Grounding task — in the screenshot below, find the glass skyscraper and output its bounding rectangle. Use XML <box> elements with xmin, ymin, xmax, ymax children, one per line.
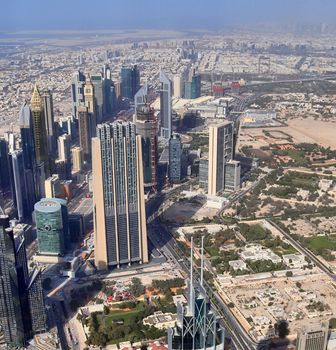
<box><xmin>34</xmin><ymin>198</ymin><xmax>69</xmax><ymax>256</ymax></box>
<box><xmin>169</xmin><ymin>134</ymin><xmax>182</xmax><ymax>183</ymax></box>
<box><xmin>159</xmin><ymin>70</ymin><xmax>172</xmax><ymax>139</ymax></box>
<box><xmin>92</xmin><ymin>121</ymin><xmax>148</xmax><ymax>270</ymax></box>
<box><xmin>120</xmin><ymin>65</ymin><xmax>140</xmax><ymax>99</ymax></box>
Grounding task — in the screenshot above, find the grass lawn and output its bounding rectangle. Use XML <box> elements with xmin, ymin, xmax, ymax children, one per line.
<box><xmin>103</xmin><ymin>302</ymin><xmax>146</xmax><ymax>328</ymax></box>
<box><xmin>308</xmin><ymin>235</ymin><xmax>336</xmax><ymax>252</ymax></box>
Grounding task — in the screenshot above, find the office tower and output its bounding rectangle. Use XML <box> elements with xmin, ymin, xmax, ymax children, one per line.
<box><xmin>58</xmin><ymin>115</ymin><xmax>75</xmax><ymax>139</ymax></box>
<box><xmin>173</xmin><ymin>74</ymin><xmax>182</xmax><ymax>98</ymax></box>
<box><xmin>103</xmin><ymin>66</ymin><xmax>116</xmax><ymax>116</ymax></box>
<box><xmin>296</xmin><ymin>322</ymin><xmax>329</xmax><ymax>350</ymax></box>
<box><xmin>27</xmin><ymin>269</ymin><xmax>47</xmax><ymax>334</ymax></box>
<box><xmin>31</xmin><ymin>84</ymin><xmax>49</xmax><ymax>177</ymax></box>
<box><xmin>92</xmin><ymin>121</ymin><xmax>148</xmax><ymax>270</ymax></box>
<box><xmin>34</xmin><ymin>198</ymin><xmax>69</xmax><ymax>256</ymax></box>
<box><xmin>0</xmin><ymin>138</ymin><xmax>11</xmax><ymax>193</ymax></box>
<box><xmin>120</xmin><ymin>65</ymin><xmax>140</xmax><ymax>99</ymax></box>
<box><xmin>168</xmin><ymin>239</ymin><xmax>225</xmax><ymax>350</ymax></box>
<box><xmin>134</xmin><ymin>83</ymin><xmax>148</xmax><ymax>112</ymax></box>
<box><xmin>135</xmin><ymin>105</ymin><xmax>157</xmax><ymax>190</ymax></box>
<box><xmin>159</xmin><ymin>70</ymin><xmax>172</xmax><ymax>139</ymax></box>
<box><xmin>41</xmin><ymin>89</ymin><xmax>56</xmax><ymax>157</ymax></box>
<box><xmin>91</xmin><ymin>74</ymin><xmax>104</xmax><ymax>123</ymax></box>
<box><xmin>4</xmin><ymin>131</ymin><xmax>16</xmax><ymax>153</ymax></box>
<box><xmin>199</xmin><ymin>158</ymin><xmax>208</xmax><ymax>190</ymax></box>
<box><xmin>71</xmin><ymin>70</ymin><xmax>86</xmax><ymax>117</ymax></box>
<box><xmin>190</xmin><ymin>73</ymin><xmax>201</xmax><ymax>99</ymax></box>
<box><xmin>184</xmin><ymin>81</ymin><xmax>192</xmax><ymax>99</ymax></box>
<box><xmin>224</xmin><ymin>160</ymin><xmax>241</xmax><ymax>192</ymax></box>
<box><xmin>10</xmin><ymin>150</ymin><xmax>32</xmax><ymax>221</ymax></box>
<box><xmin>45</xmin><ymin>174</ymin><xmax>61</xmax><ymax>198</ymax></box>
<box><xmin>169</xmin><ymin>134</ymin><xmax>182</xmax><ymax>183</ymax></box>
<box><xmin>84</xmin><ymin>76</ymin><xmax>97</xmax><ymax>136</ymax></box>
<box><xmin>114</xmin><ymin>81</ymin><xmax>122</xmax><ymax>100</ymax></box>
<box><xmin>35</xmin><ymin>162</ymin><xmax>46</xmax><ymax>199</ymax></box>
<box><xmin>54</xmin><ymin>159</ymin><xmax>71</xmax><ymax>180</ymax></box>
<box><xmin>68</xmin><ymin>213</ymin><xmax>84</xmax><ymax>243</ymax></box>
<box><xmin>72</xmin><ymin>147</ymin><xmax>83</xmax><ymax>172</ymax></box>
<box><xmin>78</xmin><ymin>106</ymin><xmax>92</xmax><ymax>160</ymax></box>
<box><xmin>0</xmin><ymin>215</ymin><xmax>25</xmax><ymax>346</ymax></box>
<box><xmin>208</xmin><ymin>121</ymin><xmax>234</xmax><ymax>196</ymax></box>
<box><xmin>57</xmin><ymin>134</ymin><xmax>71</xmax><ymax>162</ymax></box>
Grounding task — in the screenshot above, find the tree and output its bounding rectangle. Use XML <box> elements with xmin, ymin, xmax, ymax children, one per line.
<box><xmin>130</xmin><ymin>277</ymin><xmax>145</xmax><ymax>297</ymax></box>
<box><xmin>285</xmin><ymin>271</ymin><xmax>293</xmax><ymax>277</ymax></box>
<box><xmin>104</xmin><ymin>305</ymin><xmax>110</xmax><ymax>315</ymax></box>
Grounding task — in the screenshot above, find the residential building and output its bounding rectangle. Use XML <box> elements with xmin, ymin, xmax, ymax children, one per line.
<box><xmin>208</xmin><ymin>121</ymin><xmax>234</xmax><ymax>195</ymax></box>
<box><xmin>71</xmin><ymin>70</ymin><xmax>86</xmax><ymax>117</ymax></box>
<box><xmin>44</xmin><ymin>174</ymin><xmax>61</xmax><ymax>198</ymax></box>
<box><xmin>91</xmin><ymin>74</ymin><xmax>104</xmax><ymax>123</ymax></box>
<box><xmin>159</xmin><ymin>71</ymin><xmax>172</xmax><ymax>139</ymax></box>
<box><xmin>78</xmin><ymin>106</ymin><xmax>92</xmax><ymax>160</ymax></box>
<box><xmin>173</xmin><ymin>75</ymin><xmax>183</xmax><ymax>98</ymax></box>
<box><xmin>57</xmin><ymin>134</ymin><xmax>71</xmax><ymax>162</ymax></box>
<box><xmin>92</xmin><ymin>121</ymin><xmax>148</xmax><ymax>270</ymax></box>
<box><xmin>72</xmin><ymin>147</ymin><xmax>84</xmax><ymax>172</ymax></box>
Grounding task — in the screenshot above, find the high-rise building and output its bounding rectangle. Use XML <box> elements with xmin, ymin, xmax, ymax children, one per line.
<box><xmin>34</xmin><ymin>198</ymin><xmax>69</xmax><ymax>256</ymax></box>
<box><xmin>84</xmin><ymin>75</ymin><xmax>96</xmax><ymax>120</ymax></box>
<box><xmin>58</xmin><ymin>115</ymin><xmax>75</xmax><ymax>139</ymax></box>
<box><xmin>134</xmin><ymin>83</ymin><xmax>148</xmax><ymax>113</ymax></box>
<box><xmin>224</xmin><ymin>160</ymin><xmax>241</xmax><ymax>192</ymax></box>
<box><xmin>160</xmin><ymin>70</ymin><xmax>172</xmax><ymax>139</ymax></box>
<box><xmin>169</xmin><ymin>134</ymin><xmax>182</xmax><ymax>183</ymax></box>
<box><xmin>103</xmin><ymin>65</ymin><xmax>116</xmax><ymax>117</ymax></box>
<box><xmin>78</xmin><ymin>106</ymin><xmax>92</xmax><ymax>160</ymax></box>
<box><xmin>27</xmin><ymin>269</ymin><xmax>47</xmax><ymax>334</ymax></box>
<box><xmin>121</xmin><ymin>65</ymin><xmax>140</xmax><ymax>99</ymax></box>
<box><xmin>91</xmin><ymin>74</ymin><xmax>104</xmax><ymax>123</ymax></box>
<box><xmin>41</xmin><ymin>89</ymin><xmax>56</xmax><ymax>157</ymax></box>
<box><xmin>44</xmin><ymin>174</ymin><xmax>61</xmax><ymax>198</ymax></box>
<box><xmin>135</xmin><ymin>105</ymin><xmax>157</xmax><ymax>190</ymax></box>
<box><xmin>296</xmin><ymin>322</ymin><xmax>329</xmax><ymax>350</ymax></box>
<box><xmin>0</xmin><ymin>215</ymin><xmax>25</xmax><ymax>346</ymax></box>
<box><xmin>199</xmin><ymin>158</ymin><xmax>208</xmax><ymax>190</ymax></box>
<box><xmin>57</xmin><ymin>134</ymin><xmax>71</xmax><ymax>162</ymax></box>
<box><xmin>92</xmin><ymin>121</ymin><xmax>148</xmax><ymax>270</ymax></box>
<box><xmin>0</xmin><ymin>215</ymin><xmax>47</xmax><ymax>347</ymax></box>
<box><xmin>71</xmin><ymin>70</ymin><xmax>86</xmax><ymax>117</ymax></box>
<box><xmin>168</xmin><ymin>239</ymin><xmax>225</xmax><ymax>350</ymax></box>
<box><xmin>10</xmin><ymin>150</ymin><xmax>32</xmax><ymax>221</ymax></box>
<box><xmin>72</xmin><ymin>147</ymin><xmax>84</xmax><ymax>172</ymax></box>
<box><xmin>54</xmin><ymin>159</ymin><xmax>71</xmax><ymax>181</ymax></box>
<box><xmin>208</xmin><ymin>121</ymin><xmax>234</xmax><ymax>196</ymax></box>
<box><xmin>31</xmin><ymin>84</ymin><xmax>49</xmax><ymax>177</ymax></box>
<box><xmin>0</xmin><ymin>138</ymin><xmax>11</xmax><ymax>193</ymax></box>
<box><xmin>173</xmin><ymin>75</ymin><xmax>183</xmax><ymax>98</ymax></box>
<box><xmin>190</xmin><ymin>73</ymin><xmax>201</xmax><ymax>99</ymax></box>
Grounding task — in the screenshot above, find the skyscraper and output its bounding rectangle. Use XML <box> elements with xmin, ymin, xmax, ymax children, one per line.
<box><xmin>296</xmin><ymin>322</ymin><xmax>329</xmax><ymax>350</ymax></box>
<box><xmin>134</xmin><ymin>83</ymin><xmax>148</xmax><ymax>113</ymax></box>
<box><xmin>0</xmin><ymin>215</ymin><xmax>25</xmax><ymax>346</ymax></box>
<box><xmin>168</xmin><ymin>239</ymin><xmax>225</xmax><ymax>350</ymax></box>
<box><xmin>91</xmin><ymin>74</ymin><xmax>104</xmax><ymax>123</ymax></box>
<box><xmin>208</xmin><ymin>121</ymin><xmax>234</xmax><ymax>196</ymax></box>
<box><xmin>92</xmin><ymin>121</ymin><xmax>148</xmax><ymax>270</ymax></box>
<box><xmin>84</xmin><ymin>76</ymin><xmax>97</xmax><ymax>137</ymax></box>
<box><xmin>0</xmin><ymin>138</ymin><xmax>11</xmax><ymax>194</ymax></box>
<box><xmin>121</xmin><ymin>65</ymin><xmax>140</xmax><ymax>99</ymax></box>
<box><xmin>31</xmin><ymin>84</ymin><xmax>49</xmax><ymax>177</ymax></box>
<box><xmin>19</xmin><ymin>101</ymin><xmax>35</xmax><ymax>171</ymax></box>
<box><xmin>34</xmin><ymin>198</ymin><xmax>69</xmax><ymax>256</ymax></box>
<box><xmin>169</xmin><ymin>134</ymin><xmax>182</xmax><ymax>183</ymax></box>
<box><xmin>159</xmin><ymin>70</ymin><xmax>172</xmax><ymax>139</ymax></box>
<box><xmin>78</xmin><ymin>105</ymin><xmax>92</xmax><ymax>160</ymax></box>
<box><xmin>190</xmin><ymin>73</ymin><xmax>201</xmax><ymax>99</ymax></box>
<box><xmin>72</xmin><ymin>147</ymin><xmax>84</xmax><ymax>172</ymax></box>
<box><xmin>71</xmin><ymin>70</ymin><xmax>86</xmax><ymax>117</ymax></box>
<box><xmin>135</xmin><ymin>105</ymin><xmax>157</xmax><ymax>191</ymax></box>
<box><xmin>0</xmin><ymin>215</ymin><xmax>47</xmax><ymax>347</ymax></box>
<box><xmin>57</xmin><ymin>134</ymin><xmax>71</xmax><ymax>162</ymax></box>
<box><xmin>41</xmin><ymin>89</ymin><xmax>56</xmax><ymax>157</ymax></box>
<box><xmin>173</xmin><ymin>74</ymin><xmax>183</xmax><ymax>98</ymax></box>
<box><xmin>103</xmin><ymin>65</ymin><xmax>116</xmax><ymax>117</ymax></box>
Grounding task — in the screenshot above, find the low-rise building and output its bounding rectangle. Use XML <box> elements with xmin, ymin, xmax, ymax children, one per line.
<box><xmin>229</xmin><ymin>259</ymin><xmax>247</xmax><ymax>271</ymax></box>
<box><xmin>143</xmin><ymin>311</ymin><xmax>176</xmax><ymax>330</ymax></box>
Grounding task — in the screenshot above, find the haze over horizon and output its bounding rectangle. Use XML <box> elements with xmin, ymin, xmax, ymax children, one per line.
<box><xmin>1</xmin><ymin>0</ymin><xmax>336</xmax><ymax>32</ymax></box>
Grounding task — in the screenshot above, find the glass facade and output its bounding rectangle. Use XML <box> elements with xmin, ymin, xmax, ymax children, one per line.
<box><xmin>169</xmin><ymin>134</ymin><xmax>182</xmax><ymax>183</ymax></box>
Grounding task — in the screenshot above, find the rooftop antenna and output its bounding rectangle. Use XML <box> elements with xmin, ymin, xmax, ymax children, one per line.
<box><xmin>201</xmin><ymin>236</ymin><xmax>204</xmax><ymax>286</ymax></box>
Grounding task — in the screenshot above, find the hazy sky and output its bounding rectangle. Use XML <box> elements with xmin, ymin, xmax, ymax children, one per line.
<box><xmin>1</xmin><ymin>0</ymin><xmax>336</xmax><ymax>31</ymax></box>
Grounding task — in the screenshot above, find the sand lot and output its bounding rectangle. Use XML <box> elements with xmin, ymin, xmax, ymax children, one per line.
<box><xmin>240</xmin><ymin>118</ymin><xmax>336</xmax><ymax>149</ymax></box>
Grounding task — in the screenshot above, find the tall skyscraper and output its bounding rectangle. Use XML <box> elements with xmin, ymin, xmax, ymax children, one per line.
<box><xmin>135</xmin><ymin>105</ymin><xmax>157</xmax><ymax>190</ymax></box>
<box><xmin>103</xmin><ymin>65</ymin><xmax>116</xmax><ymax>117</ymax></box>
<box><xmin>121</xmin><ymin>65</ymin><xmax>140</xmax><ymax>99</ymax></box>
<box><xmin>31</xmin><ymin>84</ymin><xmax>49</xmax><ymax>177</ymax></box>
<box><xmin>208</xmin><ymin>121</ymin><xmax>234</xmax><ymax>196</ymax></box>
<box><xmin>134</xmin><ymin>83</ymin><xmax>148</xmax><ymax>113</ymax></box>
<box><xmin>168</xmin><ymin>239</ymin><xmax>225</xmax><ymax>350</ymax></box>
<box><xmin>0</xmin><ymin>215</ymin><xmax>47</xmax><ymax>347</ymax></box>
<box><xmin>71</xmin><ymin>70</ymin><xmax>86</xmax><ymax>117</ymax></box>
<box><xmin>0</xmin><ymin>215</ymin><xmax>25</xmax><ymax>346</ymax></box>
<box><xmin>19</xmin><ymin>101</ymin><xmax>35</xmax><ymax>171</ymax></box>
<box><xmin>41</xmin><ymin>89</ymin><xmax>56</xmax><ymax>157</ymax></box>
<box><xmin>92</xmin><ymin>121</ymin><xmax>148</xmax><ymax>270</ymax></box>
<box><xmin>44</xmin><ymin>174</ymin><xmax>61</xmax><ymax>198</ymax></box>
<box><xmin>34</xmin><ymin>198</ymin><xmax>69</xmax><ymax>256</ymax></box>
<box><xmin>296</xmin><ymin>322</ymin><xmax>329</xmax><ymax>350</ymax></box>
<box><xmin>159</xmin><ymin>70</ymin><xmax>172</xmax><ymax>139</ymax></box>
<box><xmin>78</xmin><ymin>105</ymin><xmax>92</xmax><ymax>160</ymax></box>
<box><xmin>84</xmin><ymin>76</ymin><xmax>97</xmax><ymax>137</ymax></box>
<box><xmin>169</xmin><ymin>134</ymin><xmax>182</xmax><ymax>184</ymax></box>
<box><xmin>0</xmin><ymin>138</ymin><xmax>11</xmax><ymax>194</ymax></box>
<box><xmin>173</xmin><ymin>74</ymin><xmax>183</xmax><ymax>98</ymax></box>
<box><xmin>91</xmin><ymin>74</ymin><xmax>104</xmax><ymax>123</ymax></box>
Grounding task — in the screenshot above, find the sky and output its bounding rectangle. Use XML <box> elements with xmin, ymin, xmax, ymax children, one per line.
<box><xmin>1</xmin><ymin>0</ymin><xmax>336</xmax><ymax>31</ymax></box>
